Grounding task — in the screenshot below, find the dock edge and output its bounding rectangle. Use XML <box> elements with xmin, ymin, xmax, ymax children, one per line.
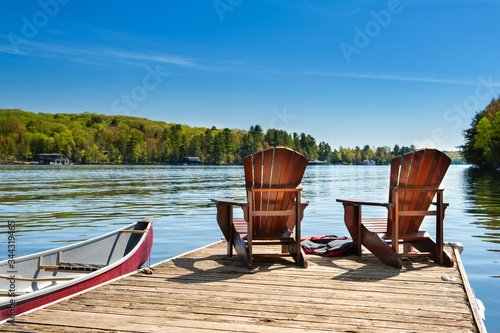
<box><xmin>450</xmin><ymin>242</ymin><xmax>488</xmax><ymax>333</ymax></box>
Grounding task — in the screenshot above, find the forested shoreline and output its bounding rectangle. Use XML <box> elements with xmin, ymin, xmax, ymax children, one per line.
<box><xmin>462</xmin><ymin>97</ymin><xmax>500</xmax><ymax>169</ymax></box>
<box><xmin>0</xmin><ymin>109</ymin><xmax>463</xmax><ymax>165</ymax></box>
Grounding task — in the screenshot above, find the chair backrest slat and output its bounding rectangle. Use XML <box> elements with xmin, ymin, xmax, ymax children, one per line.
<box><xmin>408</xmin><ymin>149</ymin><xmax>441</xmax><ymax>234</ymax></box>
<box><xmin>281</xmin><ymin>149</ymin><xmax>308</xmax><ymax>233</ymax></box>
<box><xmin>389</xmin><ymin>149</ymin><xmax>450</xmax><ymax>235</ymax></box>
<box><xmin>260</xmin><ymin>148</ymin><xmax>274</xmax><ymax>231</ymax></box>
<box><xmin>399</xmin><ymin>153</ymin><xmax>413</xmax><ymax>186</ymax></box>
<box><xmin>267</xmin><ymin>148</ymin><xmax>285</xmax><ymax>235</ymax></box>
<box><xmin>399</xmin><ymin>149</ymin><xmax>424</xmax><ymax>234</ymax></box>
<box><xmin>243</xmin><ymin>147</ymin><xmax>308</xmax><ymax>237</ymax></box>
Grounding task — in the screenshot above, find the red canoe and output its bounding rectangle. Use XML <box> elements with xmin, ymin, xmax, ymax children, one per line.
<box><xmin>0</xmin><ymin>217</ymin><xmax>153</xmax><ymax>323</ymax></box>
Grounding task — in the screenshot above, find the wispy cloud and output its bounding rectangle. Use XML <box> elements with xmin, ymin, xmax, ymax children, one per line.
<box><xmin>297</xmin><ymin>70</ymin><xmax>500</xmax><ymax>87</ymax></box>
<box><xmin>1</xmin><ymin>36</ymin><xmax>497</xmax><ymax>88</ymax></box>
<box><xmin>0</xmin><ymin>44</ymin><xmax>22</xmax><ymax>55</ymax></box>
<box><xmin>0</xmin><ymin>37</ymin><xmax>201</xmax><ymax>69</ymax></box>
<box><xmin>0</xmin><ymin>37</ymin><xmax>263</xmax><ymax>74</ymax></box>
<box><xmin>102</xmin><ymin>49</ymin><xmax>197</xmax><ymax>67</ymax></box>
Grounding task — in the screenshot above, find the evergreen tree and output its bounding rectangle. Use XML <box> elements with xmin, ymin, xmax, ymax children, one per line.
<box><xmin>239</xmin><ymin>133</ymin><xmax>255</xmax><ymax>160</ymax></box>
<box><xmin>318</xmin><ymin>142</ymin><xmax>332</xmax><ymax>161</ymax></box>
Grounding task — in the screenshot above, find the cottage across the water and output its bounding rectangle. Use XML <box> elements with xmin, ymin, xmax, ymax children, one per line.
<box><xmin>184</xmin><ymin>157</ymin><xmax>201</xmax><ymax>165</ymax></box>
<box><xmin>37</xmin><ymin>153</ymin><xmax>70</xmax><ymax>165</ymax></box>
<box><xmin>307</xmin><ymin>160</ymin><xmax>327</xmax><ymax>165</ymax></box>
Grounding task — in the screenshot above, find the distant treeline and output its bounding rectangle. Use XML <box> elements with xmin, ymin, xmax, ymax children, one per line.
<box><xmin>462</xmin><ymin>96</ymin><xmax>500</xmax><ymax>169</ymax></box>
<box><xmin>0</xmin><ymin>109</ymin><xmax>463</xmax><ymax>165</ymax></box>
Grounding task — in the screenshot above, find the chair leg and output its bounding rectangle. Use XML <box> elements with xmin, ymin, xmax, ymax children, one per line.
<box><xmin>232</xmin><ymin>233</ymin><xmax>252</xmax><ymax>269</ymax></box>
<box><xmin>412</xmin><ymin>238</ymin><xmax>454</xmax><ymax>267</ymax></box>
<box><xmin>342</xmin><ymin>204</ymin><xmax>362</xmax><ymax>256</ymax></box>
<box><xmin>436</xmin><ymin>191</ymin><xmax>445</xmax><ymax>265</ymax></box>
<box><xmin>361</xmin><ymin>225</ymin><xmax>402</xmax><ymax>269</ymax></box>
<box><xmin>215</xmin><ymin>203</ymin><xmax>252</xmax><ymax>269</ymax></box>
<box><xmin>227</xmin><ymin>241</ymin><xmax>233</xmax><ymax>257</ymax></box>
<box><xmin>342</xmin><ymin>204</ymin><xmax>402</xmax><ymax>268</ymax></box>
<box><xmin>282</xmin><ymin>237</ymin><xmax>308</xmax><ymax>268</ymax></box>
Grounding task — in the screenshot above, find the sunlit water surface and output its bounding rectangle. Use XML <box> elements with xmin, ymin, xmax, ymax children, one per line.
<box><xmin>0</xmin><ymin>165</ymin><xmax>498</xmax><ymax>331</ymax></box>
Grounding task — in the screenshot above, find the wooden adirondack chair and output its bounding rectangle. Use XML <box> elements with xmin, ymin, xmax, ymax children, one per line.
<box><xmin>211</xmin><ymin>147</ymin><xmax>309</xmax><ymax>269</ymax></box>
<box><xmin>337</xmin><ymin>148</ymin><xmax>453</xmax><ymax>269</ymax></box>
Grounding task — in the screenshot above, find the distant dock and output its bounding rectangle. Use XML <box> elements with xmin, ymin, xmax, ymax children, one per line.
<box><xmin>3</xmin><ymin>242</ymin><xmax>485</xmax><ymax>332</ymax></box>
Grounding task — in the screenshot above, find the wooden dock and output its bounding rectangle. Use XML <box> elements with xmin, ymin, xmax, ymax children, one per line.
<box><xmin>1</xmin><ymin>242</ymin><xmax>483</xmax><ymax>332</ymax></box>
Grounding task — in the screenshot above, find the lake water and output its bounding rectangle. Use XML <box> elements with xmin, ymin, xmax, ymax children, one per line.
<box><xmin>0</xmin><ymin>164</ymin><xmax>499</xmax><ymax>331</ymax></box>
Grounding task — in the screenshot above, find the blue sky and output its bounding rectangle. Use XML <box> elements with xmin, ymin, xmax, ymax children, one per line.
<box><xmin>1</xmin><ymin>0</ymin><xmax>499</xmax><ymax>151</ymax></box>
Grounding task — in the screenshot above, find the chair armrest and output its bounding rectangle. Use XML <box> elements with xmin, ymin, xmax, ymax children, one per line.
<box><xmin>211</xmin><ymin>198</ymin><xmax>246</xmax><ymax>206</ymax></box>
<box><xmin>336</xmin><ymin>198</ymin><xmax>394</xmax><ymax>208</ymax></box>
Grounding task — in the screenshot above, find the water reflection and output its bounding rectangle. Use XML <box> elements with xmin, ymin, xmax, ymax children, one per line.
<box><xmin>464</xmin><ymin>168</ymin><xmax>500</xmax><ymax>250</ymax></box>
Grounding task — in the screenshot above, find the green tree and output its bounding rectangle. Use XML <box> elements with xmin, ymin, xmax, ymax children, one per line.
<box><xmin>239</xmin><ymin>132</ymin><xmax>255</xmax><ymax>160</ymax></box>
<box><xmin>188</xmin><ymin>134</ymin><xmax>204</xmax><ymax>162</ymax></box>
<box><xmin>341</xmin><ymin>148</ymin><xmax>355</xmax><ymax>165</ymax></box>
<box><xmin>108</xmin><ymin>144</ymin><xmax>122</xmax><ymax>164</ymax></box>
<box><xmin>318</xmin><ymin>142</ymin><xmax>332</xmax><ymax>161</ymax></box>
<box><xmin>124</xmin><ymin>130</ymin><xmax>143</xmax><ymax>163</ymax></box>
<box><xmin>462</xmin><ymin>97</ymin><xmax>500</xmax><ymax>168</ymax></box>
<box><xmin>212</xmin><ymin>131</ymin><xmax>226</xmax><ymax>164</ymax></box>
<box><xmin>202</xmin><ymin>128</ymin><xmax>215</xmax><ymax>163</ymax></box>
<box><xmin>330</xmin><ymin>149</ymin><xmax>342</xmax><ymax>164</ymax></box>
<box><xmin>249</xmin><ymin>125</ymin><xmax>264</xmax><ymax>151</ymax></box>
<box><xmin>393</xmin><ymin>144</ymin><xmax>400</xmax><ymax>156</ymax></box>
<box><xmin>223</xmin><ymin>128</ymin><xmax>236</xmax><ymax>163</ymax></box>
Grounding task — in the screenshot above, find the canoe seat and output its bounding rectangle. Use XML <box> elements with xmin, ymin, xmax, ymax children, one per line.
<box><xmin>40</xmin><ymin>262</ymin><xmax>106</xmax><ymax>272</ymax></box>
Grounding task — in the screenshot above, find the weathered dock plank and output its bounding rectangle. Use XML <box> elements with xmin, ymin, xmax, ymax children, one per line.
<box><xmin>0</xmin><ymin>242</ymin><xmax>479</xmax><ymax>332</ymax></box>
